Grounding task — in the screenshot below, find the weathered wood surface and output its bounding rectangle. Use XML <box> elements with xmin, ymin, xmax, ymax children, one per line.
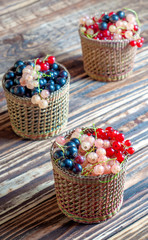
<box><xmin>0</xmin><ymin>0</ymin><xmax>148</xmax><ymax>239</ymax></box>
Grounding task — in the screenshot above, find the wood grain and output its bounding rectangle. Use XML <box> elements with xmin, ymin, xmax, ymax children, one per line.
<box><xmin>0</xmin><ymin>0</ymin><xmax>148</xmax><ymax>239</ymax></box>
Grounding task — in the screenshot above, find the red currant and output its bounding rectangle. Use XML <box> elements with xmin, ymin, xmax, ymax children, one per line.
<box><xmin>40</xmin><ymin>62</ymin><xmax>49</xmax><ymax>71</ymax></box>
<box><xmin>98</xmin><ymin>19</ymin><xmax>102</xmax><ymax>23</ymax></box>
<box><xmin>116</xmin><ymin>133</ymin><xmax>125</xmax><ymax>142</ymax></box>
<box><xmin>141</xmin><ymin>37</ymin><xmax>144</xmax><ymax>43</ymax></box>
<box><xmin>96</xmin><ymin>128</ymin><xmax>104</xmax><ymax>134</ymax></box>
<box><xmin>112</xmin><ymin>130</ymin><xmax>119</xmax><ymax>139</ymax></box>
<box><xmin>127</xmin><ymin>147</ymin><xmax>135</xmax><ymax>154</ymax></box>
<box><xmin>48</xmin><ymin>56</ymin><xmax>55</xmax><ymax>64</ymax></box>
<box><xmin>36</xmin><ymin>58</ymin><xmax>42</xmax><ymax>65</ymax></box>
<box><xmin>134</xmin><ymin>25</ymin><xmax>139</xmax><ymax>31</ymax></box>
<box><xmin>106</xmin><ymin>127</ymin><xmax>113</xmax><ymax>132</ymax></box>
<box><xmin>87</xmin><ymin>132</ymin><xmax>92</xmax><ymax>136</ymax></box>
<box><xmin>137</xmin><ymin>42</ymin><xmax>143</xmax><ymax>48</ymax></box>
<box><xmin>103</xmin><ymin>30</ymin><xmax>110</xmax><ymax>37</ymax></box>
<box><xmin>130</xmin><ymin>40</ymin><xmax>137</xmax><ymax>47</ymax></box>
<box><xmin>113</xmin><ymin>141</ymin><xmax>121</xmax><ymax>150</ymax></box>
<box><xmin>93</xmin><ymin>23</ymin><xmax>99</xmax><ymax>32</ymax></box>
<box><xmin>101</xmin><ymin>132</ymin><xmax>108</xmax><ymax>140</ymax></box>
<box><xmin>108</xmin><ymin>12</ymin><xmax>115</xmax><ymax>16</ymax></box>
<box><xmin>120</xmin><ymin>145</ymin><xmax>125</xmax><ymax>152</ymax></box>
<box><xmin>88</xmin><ymin>25</ymin><xmax>94</xmax><ymax>29</ymax></box>
<box><xmin>106</xmin><ymin>147</ymin><xmax>115</xmax><ymax>157</ymax></box>
<box><xmin>93</xmin><ymin>36</ymin><xmax>99</xmax><ymax>40</ymax></box>
<box><xmin>101</xmin><ymin>13</ymin><xmax>105</xmax><ymax>18</ymax></box>
<box><xmin>124</xmin><ymin>140</ymin><xmax>131</xmax><ymax>147</ymax></box>
<box><xmin>116</xmin><ymin>152</ymin><xmax>125</xmax><ymax>163</ymax></box>
<box><xmin>97</xmin><ymin>32</ymin><xmax>103</xmax><ymax>38</ymax></box>
<box><xmin>45</xmin><ymin>61</ymin><xmax>50</xmax><ymax>66</ymax></box>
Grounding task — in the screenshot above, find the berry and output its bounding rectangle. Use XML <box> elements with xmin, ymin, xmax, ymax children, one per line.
<box><xmin>112</xmin><ymin>141</ymin><xmax>121</xmax><ymax>150</ymax></box>
<box><xmin>16</xmin><ymin>65</ymin><xmax>26</xmax><ymax>75</ymax></box>
<box><xmin>127</xmin><ymin>147</ymin><xmax>135</xmax><ymax>154</ymax></box>
<box><xmin>116</xmin><ymin>133</ymin><xmax>125</xmax><ymax>142</ymax></box>
<box><xmin>14</xmin><ymin>60</ymin><xmax>24</xmax><ymax>69</ymax></box>
<box><xmin>124</xmin><ymin>140</ymin><xmax>131</xmax><ymax>147</ymax></box>
<box><xmin>10</xmin><ymin>86</ymin><xmax>15</xmax><ymax>94</ymax></box>
<box><xmin>73</xmin><ymin>163</ymin><xmax>82</xmax><ymax>173</ymax></box>
<box><xmin>51</xmin><ymin>63</ymin><xmax>59</xmax><ymax>70</ymax></box>
<box><xmin>93</xmin><ymin>23</ymin><xmax>99</xmax><ymax>31</ymax></box>
<box><xmin>106</xmin><ymin>147</ymin><xmax>115</xmax><ymax>157</ymax></box>
<box><xmin>5</xmin><ymin>80</ymin><xmax>13</xmax><ymax>89</ymax></box>
<box><xmin>116</xmin><ymin>11</ymin><xmax>125</xmax><ymax>19</ymax></box>
<box><xmin>137</xmin><ymin>41</ymin><xmax>143</xmax><ymax>48</ymax></box>
<box><xmin>65</xmin><ymin>141</ymin><xmax>76</xmax><ymax>148</ymax></box>
<box><xmin>141</xmin><ymin>37</ymin><xmax>144</xmax><ymax>43</ymax></box>
<box><xmin>59</xmin><ymin>70</ymin><xmax>68</xmax><ymax>79</ymax></box>
<box><xmin>25</xmin><ymin>61</ymin><xmax>35</xmax><ymax>68</ymax></box>
<box><xmin>99</xmin><ymin>22</ymin><xmax>108</xmax><ymax>30</ymax></box>
<box><xmin>106</xmin><ymin>127</ymin><xmax>113</xmax><ymax>132</ymax></box>
<box><xmin>56</xmin><ymin>77</ymin><xmax>66</xmax><ymax>87</ymax></box>
<box><xmin>40</xmin><ymin>62</ymin><xmax>49</xmax><ymax>71</ymax></box>
<box><xmin>130</xmin><ymin>40</ymin><xmax>137</xmax><ymax>47</ymax></box>
<box><xmin>39</xmin><ymin>78</ymin><xmax>47</xmax><ymax>87</ymax></box>
<box><xmin>75</xmin><ymin>155</ymin><xmax>85</xmax><ymax>164</ymax></box>
<box><xmin>55</xmin><ymin>84</ymin><xmax>61</xmax><ymax>91</ymax></box>
<box><xmin>14</xmin><ymin>77</ymin><xmax>21</xmax><ymax>85</ymax></box>
<box><xmin>47</xmin><ymin>80</ymin><xmax>55</xmax><ymax>85</ymax></box>
<box><xmin>110</xmin><ymin>14</ymin><xmax>119</xmax><ymax>22</ymax></box>
<box><xmin>71</xmin><ymin>138</ymin><xmax>80</xmax><ymax>148</ymax></box>
<box><xmin>47</xmin><ymin>56</ymin><xmax>55</xmax><ymax>64</ymax></box>
<box><xmin>36</xmin><ymin>59</ymin><xmax>42</xmax><ymax>65</ymax></box>
<box><xmin>108</xmin><ymin>12</ymin><xmax>115</xmax><ymax>16</ymax></box>
<box><xmin>31</xmin><ymin>88</ymin><xmax>40</xmax><ymax>96</ymax></box>
<box><xmin>53</xmin><ymin>150</ymin><xmax>64</xmax><ymax>160</ymax></box>
<box><xmin>134</xmin><ymin>25</ymin><xmax>139</xmax><ymax>31</ymax></box>
<box><xmin>65</xmin><ymin>146</ymin><xmax>78</xmax><ymax>158</ymax></box>
<box><xmin>103</xmin><ymin>30</ymin><xmax>110</xmax><ymax>37</ymax></box>
<box><xmin>51</xmin><ymin>70</ymin><xmax>59</xmax><ymax>79</ymax></box>
<box><xmin>14</xmin><ymin>85</ymin><xmax>25</xmax><ymax>96</ymax></box>
<box><xmin>47</xmin><ymin>84</ymin><xmax>55</xmax><ymax>92</ymax></box>
<box><xmin>5</xmin><ymin>71</ymin><xmax>15</xmax><ymax>80</ymax></box>
<box><xmin>102</xmin><ymin>14</ymin><xmax>109</xmax><ymax>23</ymax></box>
<box><xmin>46</xmin><ymin>71</ymin><xmax>55</xmax><ymax>80</ymax></box>
<box><xmin>63</xmin><ymin>159</ymin><xmax>73</xmax><ymax>169</ymax></box>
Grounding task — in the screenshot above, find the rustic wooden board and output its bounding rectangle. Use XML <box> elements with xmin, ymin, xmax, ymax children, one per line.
<box><xmin>0</xmin><ymin>0</ymin><xmax>148</xmax><ymax>239</ymax></box>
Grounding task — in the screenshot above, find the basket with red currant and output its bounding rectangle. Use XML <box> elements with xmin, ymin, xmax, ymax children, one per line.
<box><xmin>79</xmin><ymin>8</ymin><xmax>144</xmax><ymax>82</ymax></box>
<box><xmin>2</xmin><ymin>55</ymin><xmax>70</xmax><ymax>139</ymax></box>
<box><xmin>51</xmin><ymin>126</ymin><xmax>135</xmax><ymax>223</ymax></box>
<box><xmin>52</xmin><ymin>126</ymin><xmax>135</xmax><ymax>177</ymax></box>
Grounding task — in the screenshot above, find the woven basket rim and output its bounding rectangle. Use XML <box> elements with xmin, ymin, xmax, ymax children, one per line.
<box><xmin>50</xmin><ymin>128</ymin><xmax>128</xmax><ymax>181</ymax></box>
<box><xmin>79</xmin><ymin>28</ymin><xmax>140</xmax><ymax>44</ymax></box>
<box><xmin>2</xmin><ymin>61</ymin><xmax>70</xmax><ymax>103</ymax></box>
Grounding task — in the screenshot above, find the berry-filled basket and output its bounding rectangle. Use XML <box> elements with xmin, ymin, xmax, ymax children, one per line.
<box><xmin>79</xmin><ymin>9</ymin><xmax>143</xmax><ymax>82</ymax></box>
<box><xmin>2</xmin><ymin>57</ymin><xmax>70</xmax><ymax>140</ymax></box>
<box><xmin>50</xmin><ymin>127</ymin><xmax>135</xmax><ymax>223</ymax></box>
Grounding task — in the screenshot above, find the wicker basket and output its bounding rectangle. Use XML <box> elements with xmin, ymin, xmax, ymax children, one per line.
<box><xmin>2</xmin><ymin>62</ymin><xmax>70</xmax><ymax>140</ymax></box>
<box><xmin>51</xmin><ymin>129</ymin><xmax>127</xmax><ymax>224</ymax></box>
<box><xmin>79</xmin><ymin>30</ymin><xmax>137</xmax><ymax>82</ymax></box>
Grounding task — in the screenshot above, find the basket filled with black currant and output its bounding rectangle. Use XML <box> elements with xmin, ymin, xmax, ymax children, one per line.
<box><xmin>50</xmin><ymin>126</ymin><xmax>135</xmax><ymax>223</ymax></box>
<box><xmin>2</xmin><ymin>55</ymin><xmax>70</xmax><ymax>140</ymax></box>
<box><xmin>79</xmin><ymin>8</ymin><xmax>144</xmax><ymax>82</ymax></box>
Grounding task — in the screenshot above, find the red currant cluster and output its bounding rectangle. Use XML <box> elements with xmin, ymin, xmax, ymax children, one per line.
<box><xmin>79</xmin><ymin>9</ymin><xmax>144</xmax><ymax>48</ymax></box>
<box><xmin>130</xmin><ymin>37</ymin><xmax>144</xmax><ymax>47</ymax></box>
<box><xmin>36</xmin><ymin>56</ymin><xmax>55</xmax><ymax>71</ymax></box>
<box><xmin>55</xmin><ymin>126</ymin><xmax>135</xmax><ymax>176</ymax></box>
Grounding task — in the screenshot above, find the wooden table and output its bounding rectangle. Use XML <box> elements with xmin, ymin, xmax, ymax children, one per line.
<box><xmin>0</xmin><ymin>0</ymin><xmax>148</xmax><ymax>239</ymax></box>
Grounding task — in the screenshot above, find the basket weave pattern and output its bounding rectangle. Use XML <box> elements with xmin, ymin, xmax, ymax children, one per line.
<box><xmin>79</xmin><ymin>31</ymin><xmax>137</xmax><ymax>82</ymax></box>
<box><xmin>51</xmin><ymin>130</ymin><xmax>127</xmax><ymax>223</ymax></box>
<box><xmin>3</xmin><ymin>63</ymin><xmax>70</xmax><ymax>140</ymax></box>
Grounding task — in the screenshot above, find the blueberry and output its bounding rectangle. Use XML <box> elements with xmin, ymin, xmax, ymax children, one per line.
<box><xmin>47</xmin><ymin>84</ymin><xmax>55</xmax><ymax>92</ymax></box>
<box><xmin>110</xmin><ymin>14</ymin><xmax>119</xmax><ymax>22</ymax></box>
<box><xmin>25</xmin><ymin>61</ymin><xmax>35</xmax><ymax>68</ymax></box>
<box><xmin>14</xmin><ymin>76</ymin><xmax>21</xmax><ymax>85</ymax></box>
<box><xmin>117</xmin><ymin>11</ymin><xmax>125</xmax><ymax>19</ymax></box>
<box><xmin>63</xmin><ymin>159</ymin><xmax>73</xmax><ymax>169</ymax></box>
<box><xmin>5</xmin><ymin>80</ymin><xmax>14</xmax><ymax>89</ymax></box>
<box><xmin>99</xmin><ymin>22</ymin><xmax>108</xmax><ymax>30</ymax></box>
<box><xmin>65</xmin><ymin>141</ymin><xmax>76</xmax><ymax>148</ymax></box>
<box><xmin>55</xmin><ymin>84</ymin><xmax>61</xmax><ymax>91</ymax></box>
<box><xmin>71</xmin><ymin>138</ymin><xmax>80</xmax><ymax>148</ymax></box>
<box><xmin>51</xmin><ymin>63</ymin><xmax>59</xmax><ymax>71</ymax></box>
<box><xmin>56</xmin><ymin>77</ymin><xmax>66</xmax><ymax>87</ymax></box>
<box><xmin>73</xmin><ymin>163</ymin><xmax>82</xmax><ymax>173</ymax></box>
<box><xmin>16</xmin><ymin>65</ymin><xmax>26</xmax><ymax>75</ymax></box>
<box><xmin>14</xmin><ymin>60</ymin><xmax>24</xmax><ymax>69</ymax></box>
<box><xmin>60</xmin><ymin>161</ymin><xmax>66</xmax><ymax>168</ymax></box>
<box><xmin>31</xmin><ymin>88</ymin><xmax>40</xmax><ymax>96</ymax></box>
<box><xmin>47</xmin><ymin>80</ymin><xmax>55</xmax><ymax>85</ymax></box>
<box><xmin>59</xmin><ymin>70</ymin><xmax>68</xmax><ymax>79</ymax></box>
<box><xmin>102</xmin><ymin>14</ymin><xmax>109</xmax><ymax>23</ymax></box>
<box><xmin>53</xmin><ymin>150</ymin><xmax>64</xmax><ymax>160</ymax></box>
<box><xmin>14</xmin><ymin>85</ymin><xmax>25</xmax><ymax>96</ymax></box>
<box><xmin>39</xmin><ymin>78</ymin><xmax>46</xmax><ymax>87</ymax></box>
<box><xmin>10</xmin><ymin>86</ymin><xmax>15</xmax><ymax>94</ymax></box>
<box><xmin>51</xmin><ymin>70</ymin><xmax>58</xmax><ymax>79</ymax></box>
<box><xmin>65</xmin><ymin>146</ymin><xmax>78</xmax><ymax>159</ymax></box>
<box><xmin>5</xmin><ymin>71</ymin><xmax>15</xmax><ymax>80</ymax></box>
